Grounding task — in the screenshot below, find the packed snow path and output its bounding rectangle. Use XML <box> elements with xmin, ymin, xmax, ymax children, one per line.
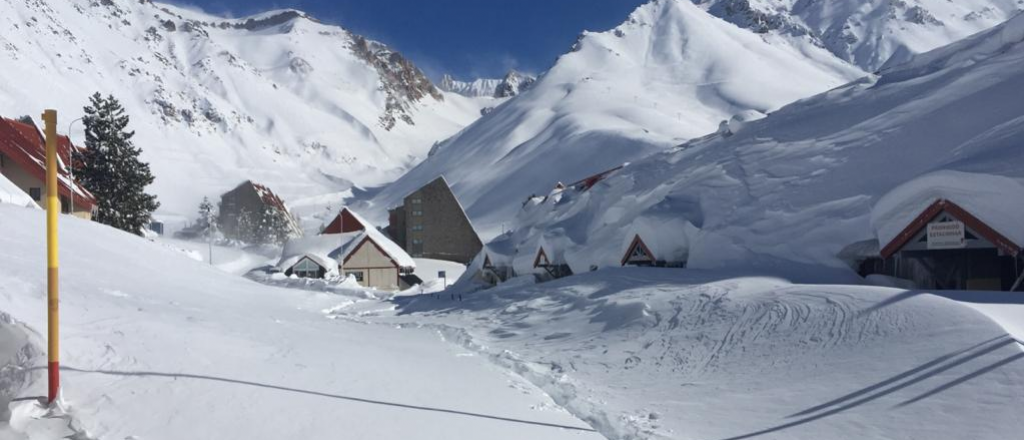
<box><xmin>339</xmin><ymin>270</ymin><xmax>1024</xmax><ymax>440</ymax></box>
<box><xmin>0</xmin><ymin>205</ymin><xmax>601</xmax><ymax>440</ymax></box>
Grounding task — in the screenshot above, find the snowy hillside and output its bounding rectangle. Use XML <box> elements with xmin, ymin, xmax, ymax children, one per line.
<box><xmin>691</xmin><ymin>0</ymin><xmax>1024</xmax><ymax>71</ymax></box>
<box><xmin>481</xmin><ymin>10</ymin><xmax>1024</xmax><ymax>274</ymax></box>
<box><xmin>0</xmin><ymin>0</ymin><xmax>489</xmax><ymax>225</ymax></box>
<box><xmin>439</xmin><ymin>70</ymin><xmax>536</xmax><ymax>99</ymax></box>
<box><xmin>365</xmin><ymin>0</ymin><xmax>864</xmax><ymax>235</ymax></box>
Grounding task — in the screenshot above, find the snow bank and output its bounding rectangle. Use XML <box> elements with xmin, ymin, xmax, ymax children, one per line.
<box><xmin>0</xmin><ymin>174</ymin><xmax>35</xmax><ymax>208</ymax></box>
<box><xmin>471</xmin><ymin>11</ymin><xmax>1024</xmax><ymax>278</ymax></box>
<box><xmin>871</xmin><ymin>171</ymin><xmax>1024</xmax><ymax>248</ymax></box>
<box><xmin>348</xmin><ymin>268</ymin><xmax>1024</xmax><ymax>440</ymax></box>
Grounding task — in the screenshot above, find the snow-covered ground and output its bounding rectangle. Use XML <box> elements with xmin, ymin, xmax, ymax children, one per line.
<box><xmin>339</xmin><ymin>268</ymin><xmax>1024</xmax><ymax>440</ymax></box>
<box><xmin>155</xmin><ymin>237</ymin><xmax>278</xmax><ymax>275</ymax></box>
<box><xmin>0</xmin><ymin>205</ymin><xmax>600</xmax><ymax>440</ymax></box>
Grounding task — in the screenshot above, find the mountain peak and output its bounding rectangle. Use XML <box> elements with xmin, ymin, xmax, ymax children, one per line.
<box><xmin>438</xmin><ymin>70</ymin><xmax>537</xmax><ymax>98</ymax></box>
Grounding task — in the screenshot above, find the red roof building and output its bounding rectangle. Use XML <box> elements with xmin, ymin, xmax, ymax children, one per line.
<box><xmin>876</xmin><ymin>198</ymin><xmax>1022</xmax><ymax>291</ymax></box>
<box><xmin>0</xmin><ymin>116</ymin><xmax>96</xmax><ymax>218</ymax></box>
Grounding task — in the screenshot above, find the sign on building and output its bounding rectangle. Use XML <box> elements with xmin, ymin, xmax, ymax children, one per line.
<box><xmin>927</xmin><ymin>221</ymin><xmax>966</xmax><ymax>250</ymax></box>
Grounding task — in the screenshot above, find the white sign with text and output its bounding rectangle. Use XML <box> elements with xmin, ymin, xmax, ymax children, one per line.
<box><xmin>927</xmin><ymin>221</ymin><xmax>966</xmax><ymax>249</ymax></box>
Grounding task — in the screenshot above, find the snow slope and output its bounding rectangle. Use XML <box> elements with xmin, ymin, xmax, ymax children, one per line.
<box><xmin>0</xmin><ymin>204</ymin><xmax>600</xmax><ymax>440</ymax></box>
<box><xmin>0</xmin><ymin>0</ymin><xmax>488</xmax><ymax>224</ymax></box>
<box><xmin>478</xmin><ymin>10</ymin><xmax>1024</xmax><ymax>273</ymax></box>
<box><xmin>339</xmin><ymin>268</ymin><xmax>1024</xmax><ymax>440</ymax></box>
<box><xmin>365</xmin><ymin>0</ymin><xmax>864</xmax><ymax>235</ymax></box>
<box><xmin>691</xmin><ymin>0</ymin><xmax>1024</xmax><ymax>71</ymax></box>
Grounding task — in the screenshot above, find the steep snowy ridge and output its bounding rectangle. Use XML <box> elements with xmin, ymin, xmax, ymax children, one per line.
<box><xmin>690</xmin><ymin>0</ymin><xmax>1024</xmax><ymax>70</ymax></box>
<box><xmin>483</xmin><ymin>11</ymin><xmax>1024</xmax><ymax>274</ymax></box>
<box><xmin>0</xmin><ymin>0</ymin><xmax>489</xmax><ymax>225</ymax></box>
<box><xmin>365</xmin><ymin>0</ymin><xmax>864</xmax><ymax>235</ymax></box>
<box><xmin>439</xmin><ymin>71</ymin><xmax>536</xmax><ymax>99</ymax></box>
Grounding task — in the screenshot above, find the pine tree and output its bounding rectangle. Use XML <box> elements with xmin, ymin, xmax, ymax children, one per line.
<box><xmin>75</xmin><ymin>93</ymin><xmax>160</xmax><ymax>235</ymax></box>
<box><xmin>197</xmin><ymin>197</ymin><xmax>218</xmax><ymax>238</ymax></box>
<box><xmin>254</xmin><ymin>206</ymin><xmax>290</xmax><ymax>245</ymax></box>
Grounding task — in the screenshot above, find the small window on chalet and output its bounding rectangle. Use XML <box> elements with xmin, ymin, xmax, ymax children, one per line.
<box><xmin>412</xmin><ymin>238</ymin><xmax>424</xmax><ymax>245</ymax></box>
<box><xmin>345</xmin><ymin>271</ymin><xmax>364</xmax><ymax>282</ymax></box>
<box><xmin>60</xmin><ymin>196</ymin><xmax>70</xmax><ymax>214</ymax></box>
<box><xmin>412</xmin><ymin>210</ymin><xmax>424</xmax><ymax>217</ymax></box>
<box><xmin>293</xmin><ymin>259</ymin><xmax>321</xmax><ymax>279</ymax></box>
<box><xmin>29</xmin><ymin>188</ymin><xmax>42</xmax><ymax>201</ymax></box>
<box><xmin>0</xmin><ymin>153</ymin><xmax>5</xmax><ymax>167</ymax></box>
<box><xmin>411</xmin><ymin>198</ymin><xmax>422</xmax><ymax>204</ymax></box>
<box><xmin>630</xmin><ymin>245</ymin><xmax>649</xmax><ymax>259</ymax></box>
<box><xmin>412</xmin><ymin>224</ymin><xmax>424</xmax><ymax>231</ymax></box>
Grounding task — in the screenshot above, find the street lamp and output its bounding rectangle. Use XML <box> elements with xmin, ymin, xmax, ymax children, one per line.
<box><xmin>65</xmin><ymin>117</ymin><xmax>84</xmax><ymax>215</ymax></box>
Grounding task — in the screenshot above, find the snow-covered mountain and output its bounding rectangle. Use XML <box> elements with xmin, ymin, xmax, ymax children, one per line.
<box><xmin>438</xmin><ymin>70</ymin><xmax>537</xmax><ymax>98</ymax></box>
<box><xmin>690</xmin><ymin>0</ymin><xmax>1024</xmax><ymax>71</ymax></box>
<box><xmin>482</xmin><ymin>9</ymin><xmax>1024</xmax><ymax>274</ymax></box>
<box><xmin>0</xmin><ymin>0</ymin><xmax>490</xmax><ymax>224</ymax></box>
<box><xmin>365</xmin><ymin>0</ymin><xmax>865</xmax><ymax>235</ymax></box>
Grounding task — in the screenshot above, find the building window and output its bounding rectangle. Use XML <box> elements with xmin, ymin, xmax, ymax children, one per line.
<box><xmin>29</xmin><ymin>188</ymin><xmax>42</xmax><ymax>201</ymax></box>
<box><xmin>411</xmin><ymin>198</ymin><xmax>422</xmax><ymax>204</ymax></box>
<box><xmin>345</xmin><ymin>271</ymin><xmax>364</xmax><ymax>282</ymax></box>
<box><xmin>292</xmin><ymin>259</ymin><xmax>322</xmax><ymax>279</ymax></box>
<box><xmin>412</xmin><ymin>238</ymin><xmax>424</xmax><ymax>245</ymax></box>
<box><xmin>0</xmin><ymin>153</ymin><xmax>5</xmax><ymax>167</ymax></box>
<box><xmin>60</xmin><ymin>196</ymin><xmax>70</xmax><ymax>214</ymax></box>
<box><xmin>412</xmin><ymin>210</ymin><xmax>424</xmax><ymax>216</ymax></box>
<box><xmin>412</xmin><ymin>224</ymin><xmax>424</xmax><ymax>231</ymax></box>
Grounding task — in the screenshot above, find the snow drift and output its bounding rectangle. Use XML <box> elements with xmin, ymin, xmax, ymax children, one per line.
<box><xmin>472</xmin><ymin>10</ymin><xmax>1024</xmax><ymax>276</ymax></box>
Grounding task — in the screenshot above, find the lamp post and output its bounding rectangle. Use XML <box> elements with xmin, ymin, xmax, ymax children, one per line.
<box><xmin>65</xmin><ymin>117</ymin><xmax>84</xmax><ymax>215</ymax></box>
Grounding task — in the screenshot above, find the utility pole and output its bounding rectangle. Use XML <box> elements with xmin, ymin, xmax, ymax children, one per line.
<box><xmin>43</xmin><ymin>109</ymin><xmax>61</xmax><ymax>405</ymax></box>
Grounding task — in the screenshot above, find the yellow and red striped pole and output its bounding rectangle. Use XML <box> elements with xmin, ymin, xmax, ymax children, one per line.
<box><xmin>42</xmin><ymin>109</ymin><xmax>60</xmax><ymax>404</ymax></box>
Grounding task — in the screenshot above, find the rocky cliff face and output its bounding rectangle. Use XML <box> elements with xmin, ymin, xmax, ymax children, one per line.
<box><xmin>350</xmin><ymin>35</ymin><xmax>444</xmax><ymax>130</ymax></box>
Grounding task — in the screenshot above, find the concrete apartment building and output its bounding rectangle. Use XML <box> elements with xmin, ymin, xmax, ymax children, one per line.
<box><xmin>387</xmin><ymin>176</ymin><xmax>483</xmax><ymax>264</ymax></box>
<box><xmin>219</xmin><ymin>180</ymin><xmax>302</xmax><ymax>240</ymax></box>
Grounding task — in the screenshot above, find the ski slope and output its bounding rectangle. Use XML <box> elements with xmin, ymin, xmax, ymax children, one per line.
<box><xmin>364</xmin><ymin>0</ymin><xmax>865</xmax><ymax>235</ymax></box>
<box><xmin>340</xmin><ymin>268</ymin><xmax>1024</xmax><ymax>440</ymax></box>
<box><xmin>0</xmin><ymin>204</ymin><xmax>599</xmax><ymax>440</ymax></box>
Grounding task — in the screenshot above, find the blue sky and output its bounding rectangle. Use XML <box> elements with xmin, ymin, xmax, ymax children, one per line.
<box><xmin>173</xmin><ymin>0</ymin><xmax>646</xmax><ymax>80</ymax></box>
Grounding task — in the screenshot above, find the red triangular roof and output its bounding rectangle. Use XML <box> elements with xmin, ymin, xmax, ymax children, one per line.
<box><xmin>621</xmin><ymin>234</ymin><xmax>656</xmax><ymax>266</ymax></box>
<box><xmin>533</xmin><ymin>247</ymin><xmax>550</xmax><ymax>268</ymax></box>
<box><xmin>321</xmin><ymin>207</ymin><xmax>368</xmax><ymax>234</ymax></box>
<box><xmin>880</xmin><ymin>199</ymin><xmax>1021</xmax><ymax>258</ymax></box>
<box><xmin>0</xmin><ymin>117</ymin><xmax>95</xmax><ymax>209</ymax></box>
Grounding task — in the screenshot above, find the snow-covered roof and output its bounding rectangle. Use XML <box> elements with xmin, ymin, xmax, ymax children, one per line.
<box><xmin>277</xmin><ymin>234</ymin><xmax>356</xmax><ymax>273</ymax></box>
<box><xmin>361</xmin><ymin>226</ymin><xmax>416</xmax><ymax>270</ymax></box>
<box><xmin>872</xmin><ymin>171</ymin><xmax>1024</xmax><ymax>254</ymax></box>
<box><xmin>0</xmin><ymin>117</ymin><xmax>96</xmax><ymax>209</ymax></box>
<box><xmin>321</xmin><ymin>207</ymin><xmax>415</xmax><ymax>270</ymax></box>
<box><xmin>620</xmin><ymin>216</ymin><xmax>691</xmax><ymax>265</ymax></box>
<box><xmin>278</xmin><ymin>228</ymin><xmax>416</xmax><ymax>273</ymax></box>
